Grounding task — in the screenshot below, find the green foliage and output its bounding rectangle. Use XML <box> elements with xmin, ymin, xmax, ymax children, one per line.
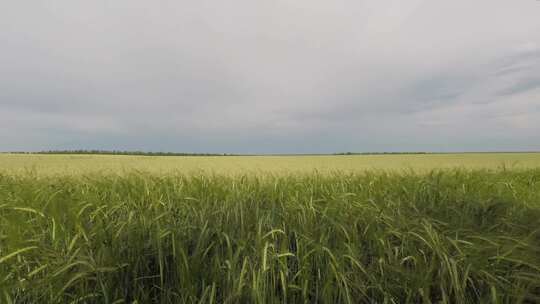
<box><xmin>7</xmin><ymin>150</ymin><xmax>233</xmax><ymax>156</ymax></box>
<box><xmin>1</xmin><ymin>170</ymin><xmax>539</xmax><ymax>303</ymax></box>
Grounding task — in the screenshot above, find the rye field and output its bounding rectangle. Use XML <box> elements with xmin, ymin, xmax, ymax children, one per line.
<box><xmin>1</xmin><ymin>152</ymin><xmax>540</xmax><ymax>175</ymax></box>
<box><xmin>1</xmin><ymin>153</ymin><xmax>540</xmax><ymax>303</ymax></box>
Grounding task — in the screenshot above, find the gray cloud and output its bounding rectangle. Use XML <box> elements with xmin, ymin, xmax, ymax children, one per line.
<box><xmin>498</xmin><ymin>77</ymin><xmax>540</xmax><ymax>97</ymax></box>
<box><xmin>1</xmin><ymin>0</ymin><xmax>540</xmax><ymax>153</ymax></box>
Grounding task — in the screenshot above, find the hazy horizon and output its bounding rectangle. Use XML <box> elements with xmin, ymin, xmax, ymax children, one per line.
<box><xmin>2</xmin><ymin>1</ymin><xmax>540</xmax><ymax>154</ymax></box>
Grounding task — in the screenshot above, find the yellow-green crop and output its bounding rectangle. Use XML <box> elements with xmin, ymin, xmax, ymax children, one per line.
<box><xmin>1</xmin><ymin>169</ymin><xmax>539</xmax><ymax>303</ymax></box>
<box><xmin>1</xmin><ymin>153</ymin><xmax>540</xmax><ymax>176</ymax></box>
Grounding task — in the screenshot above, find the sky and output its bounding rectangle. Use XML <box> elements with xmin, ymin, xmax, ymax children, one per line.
<box><xmin>1</xmin><ymin>0</ymin><xmax>539</xmax><ymax>153</ymax></box>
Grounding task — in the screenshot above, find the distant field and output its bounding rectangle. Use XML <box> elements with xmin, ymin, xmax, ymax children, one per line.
<box><xmin>1</xmin><ymin>153</ymin><xmax>540</xmax><ymax>175</ymax></box>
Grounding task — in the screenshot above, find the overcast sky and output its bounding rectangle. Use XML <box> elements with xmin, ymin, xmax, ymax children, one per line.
<box><xmin>1</xmin><ymin>0</ymin><xmax>539</xmax><ymax>153</ymax></box>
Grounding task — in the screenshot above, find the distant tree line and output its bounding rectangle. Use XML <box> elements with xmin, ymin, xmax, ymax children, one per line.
<box><xmin>6</xmin><ymin>150</ymin><xmax>236</xmax><ymax>156</ymax></box>
<box><xmin>4</xmin><ymin>151</ymin><xmax>432</xmax><ymax>156</ymax></box>
<box><xmin>5</xmin><ymin>151</ymin><xmax>529</xmax><ymax>156</ymax></box>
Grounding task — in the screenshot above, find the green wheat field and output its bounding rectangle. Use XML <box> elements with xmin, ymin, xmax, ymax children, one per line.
<box><xmin>1</xmin><ymin>153</ymin><xmax>540</xmax><ymax>303</ymax></box>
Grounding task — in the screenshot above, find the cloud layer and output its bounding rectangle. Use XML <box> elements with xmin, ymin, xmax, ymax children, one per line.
<box><xmin>1</xmin><ymin>0</ymin><xmax>540</xmax><ymax>153</ymax></box>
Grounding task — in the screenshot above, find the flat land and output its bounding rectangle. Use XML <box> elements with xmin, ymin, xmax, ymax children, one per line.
<box><xmin>1</xmin><ymin>152</ymin><xmax>540</xmax><ymax>175</ymax></box>
<box><xmin>2</xmin><ymin>170</ymin><xmax>540</xmax><ymax>303</ymax></box>
<box><xmin>1</xmin><ymin>153</ymin><xmax>540</xmax><ymax>303</ymax></box>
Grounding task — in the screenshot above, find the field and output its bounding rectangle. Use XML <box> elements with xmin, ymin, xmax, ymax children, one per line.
<box><xmin>2</xmin><ymin>153</ymin><xmax>540</xmax><ymax>175</ymax></box>
<box><xmin>1</xmin><ymin>154</ymin><xmax>540</xmax><ymax>303</ymax></box>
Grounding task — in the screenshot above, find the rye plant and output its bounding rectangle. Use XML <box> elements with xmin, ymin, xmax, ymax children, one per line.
<box><xmin>1</xmin><ymin>169</ymin><xmax>539</xmax><ymax>303</ymax></box>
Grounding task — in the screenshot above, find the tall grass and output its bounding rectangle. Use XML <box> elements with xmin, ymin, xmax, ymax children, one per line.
<box><xmin>1</xmin><ymin>169</ymin><xmax>539</xmax><ymax>303</ymax></box>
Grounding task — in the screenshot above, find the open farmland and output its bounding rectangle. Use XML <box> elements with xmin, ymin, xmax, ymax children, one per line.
<box><xmin>1</xmin><ymin>154</ymin><xmax>540</xmax><ymax>303</ymax></box>
<box><xmin>1</xmin><ymin>153</ymin><xmax>540</xmax><ymax>175</ymax></box>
